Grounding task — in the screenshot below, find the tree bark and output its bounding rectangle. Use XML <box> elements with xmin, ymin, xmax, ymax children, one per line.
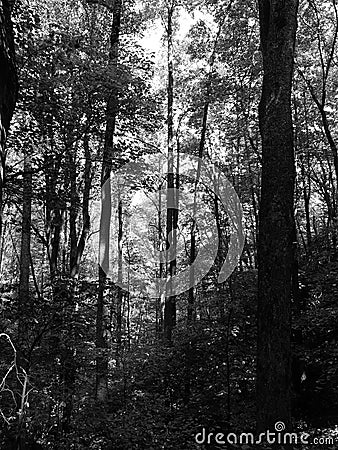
<box><xmin>256</xmin><ymin>0</ymin><xmax>299</xmax><ymax>432</ymax></box>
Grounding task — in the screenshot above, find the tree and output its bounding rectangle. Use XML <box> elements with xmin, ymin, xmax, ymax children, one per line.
<box><xmin>163</xmin><ymin>0</ymin><xmax>176</xmax><ymax>343</ymax></box>
<box><xmin>256</xmin><ymin>0</ymin><xmax>299</xmax><ymax>432</ymax></box>
<box><xmin>96</xmin><ymin>0</ymin><xmax>123</xmax><ymax>401</ymax></box>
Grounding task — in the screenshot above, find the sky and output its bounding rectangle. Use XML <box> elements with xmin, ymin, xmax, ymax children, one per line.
<box><xmin>140</xmin><ymin>9</ymin><xmax>215</xmax><ymax>53</ymax></box>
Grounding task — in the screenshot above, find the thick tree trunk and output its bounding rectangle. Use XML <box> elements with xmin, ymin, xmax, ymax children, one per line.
<box><xmin>256</xmin><ymin>0</ymin><xmax>298</xmax><ymax>432</ymax></box>
<box><xmin>96</xmin><ymin>0</ymin><xmax>122</xmax><ymax>400</ymax></box>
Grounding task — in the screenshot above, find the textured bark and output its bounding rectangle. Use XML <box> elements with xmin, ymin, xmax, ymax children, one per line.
<box><xmin>0</xmin><ymin>0</ymin><xmax>17</xmax><ymax>239</ymax></box>
<box><xmin>96</xmin><ymin>0</ymin><xmax>122</xmax><ymax>400</ymax></box>
<box><xmin>256</xmin><ymin>0</ymin><xmax>299</xmax><ymax>432</ymax></box>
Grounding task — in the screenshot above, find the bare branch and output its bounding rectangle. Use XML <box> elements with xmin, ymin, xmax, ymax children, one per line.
<box><xmin>297</xmin><ymin>68</ymin><xmax>323</xmax><ymax>109</ymax></box>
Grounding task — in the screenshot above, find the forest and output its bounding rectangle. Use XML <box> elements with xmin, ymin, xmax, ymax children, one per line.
<box><xmin>1</xmin><ymin>0</ymin><xmax>338</xmax><ymax>448</ymax></box>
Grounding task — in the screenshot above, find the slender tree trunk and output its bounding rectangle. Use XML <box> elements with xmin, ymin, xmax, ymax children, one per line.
<box><xmin>187</xmin><ymin>12</ymin><xmax>228</xmax><ymax>322</ymax></box>
<box><xmin>256</xmin><ymin>0</ymin><xmax>299</xmax><ymax>432</ymax></box>
<box><xmin>163</xmin><ymin>2</ymin><xmax>176</xmax><ymax>343</ymax></box>
<box><xmin>116</xmin><ymin>198</ymin><xmax>123</xmax><ymax>364</ymax></box>
<box><xmin>70</xmin><ymin>134</ymin><xmax>91</xmax><ymax>278</ymax></box>
<box><xmin>96</xmin><ymin>0</ymin><xmax>122</xmax><ymax>400</ymax></box>
<box><xmin>157</xmin><ymin>180</ymin><xmax>164</xmax><ymax>336</ymax></box>
<box><xmin>213</xmin><ymin>192</ymin><xmax>226</xmax><ymax>322</ymax></box>
<box><xmin>185</xmin><ymin>99</ymin><xmax>211</xmax><ymax>402</ymax></box>
<box><xmin>188</xmin><ymin>102</ymin><xmax>209</xmax><ymax>323</ymax></box>
<box><xmin>292</xmin><ymin>99</ymin><xmax>300</xmax><ymax>315</ymax></box>
<box><xmin>292</xmin><ymin>220</ymin><xmax>300</xmax><ymax>316</ymax></box>
<box><xmin>245</xmin><ymin>139</ymin><xmax>259</xmax><ymax>267</ymax></box>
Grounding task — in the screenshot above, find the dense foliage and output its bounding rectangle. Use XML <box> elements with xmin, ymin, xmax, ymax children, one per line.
<box><xmin>1</xmin><ymin>0</ymin><xmax>338</xmax><ymax>448</ymax></box>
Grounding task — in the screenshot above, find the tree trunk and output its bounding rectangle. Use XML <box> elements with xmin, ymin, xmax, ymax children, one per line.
<box><xmin>256</xmin><ymin>0</ymin><xmax>299</xmax><ymax>432</ymax></box>
<box><xmin>96</xmin><ymin>0</ymin><xmax>122</xmax><ymax>400</ymax></box>
<box><xmin>116</xmin><ymin>198</ymin><xmax>123</xmax><ymax>364</ymax></box>
<box><xmin>187</xmin><ymin>13</ymin><xmax>227</xmax><ymax>323</ymax></box>
<box><xmin>70</xmin><ymin>134</ymin><xmax>92</xmax><ymax>278</ymax></box>
<box><xmin>163</xmin><ymin>2</ymin><xmax>176</xmax><ymax>343</ymax></box>
<box><xmin>156</xmin><ymin>180</ymin><xmax>164</xmax><ymax>336</ymax></box>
